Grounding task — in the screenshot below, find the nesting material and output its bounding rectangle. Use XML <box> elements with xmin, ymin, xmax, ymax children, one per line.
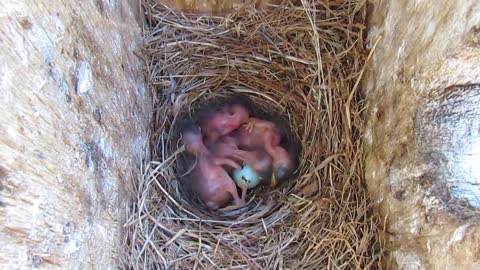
<box><xmin>122</xmin><ymin>0</ymin><xmax>384</xmax><ymax>269</ymax></box>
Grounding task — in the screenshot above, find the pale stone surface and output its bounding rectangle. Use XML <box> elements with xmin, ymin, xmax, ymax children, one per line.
<box><xmin>365</xmin><ymin>1</ymin><xmax>480</xmax><ymax>269</ymax></box>
<box><xmin>0</xmin><ymin>0</ymin><xmax>149</xmax><ymax>269</ymax></box>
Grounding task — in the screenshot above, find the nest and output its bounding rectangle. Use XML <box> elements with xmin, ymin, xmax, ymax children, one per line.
<box><xmin>171</xmin><ymin>94</ymin><xmax>302</xmax><ymax>214</ymax></box>
<box><xmin>122</xmin><ymin>0</ymin><xmax>384</xmax><ymax>269</ymax></box>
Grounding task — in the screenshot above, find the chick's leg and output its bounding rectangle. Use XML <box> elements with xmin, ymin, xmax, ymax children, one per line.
<box><xmin>231</xmin><ymin>149</ymin><xmax>255</xmax><ymax>165</ymax></box>
<box><xmin>242</xmin><ymin>119</ymin><xmax>256</xmax><ymax>133</ymax></box>
<box><xmin>243</xmin><ymin>119</ymin><xmax>273</xmax><ymax>133</ymax></box>
<box><xmin>239</xmin><ymin>180</ymin><xmax>248</xmax><ymax>203</ymax></box>
<box><xmin>214</xmin><ymin>157</ymin><xmax>241</xmax><ymax>169</ymax></box>
<box><xmin>221</xmin><ymin>179</ymin><xmax>246</xmax><ymax>211</ymax></box>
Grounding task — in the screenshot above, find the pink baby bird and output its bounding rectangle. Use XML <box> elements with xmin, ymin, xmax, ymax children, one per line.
<box><xmin>208</xmin><ymin>135</ymin><xmax>273</xmax><ymax>197</ymax></box>
<box><xmin>235</xmin><ymin>118</ymin><xmax>293</xmax><ymax>186</ymax></box>
<box><xmin>199</xmin><ymin>104</ymin><xmax>249</xmax><ymax>144</ymax></box>
<box><xmin>181</xmin><ymin>125</ymin><xmax>245</xmax><ymax>210</ymax></box>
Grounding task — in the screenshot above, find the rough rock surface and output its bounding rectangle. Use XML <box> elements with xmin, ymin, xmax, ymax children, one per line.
<box><xmin>0</xmin><ymin>0</ymin><xmax>149</xmax><ymax>269</ymax></box>
<box><xmin>365</xmin><ymin>1</ymin><xmax>480</xmax><ymax>269</ymax></box>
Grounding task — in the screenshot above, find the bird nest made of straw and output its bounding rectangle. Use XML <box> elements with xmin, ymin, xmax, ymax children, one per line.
<box><xmin>122</xmin><ymin>0</ymin><xmax>384</xmax><ymax>269</ymax></box>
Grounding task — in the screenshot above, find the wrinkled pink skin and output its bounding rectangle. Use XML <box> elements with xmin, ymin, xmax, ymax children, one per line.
<box><xmin>235</xmin><ymin>118</ymin><xmax>281</xmax><ymax>150</ymax></box>
<box><xmin>208</xmin><ymin>136</ymin><xmax>273</xmax><ymax>178</ymax></box>
<box><xmin>235</xmin><ymin>118</ymin><xmax>293</xmax><ymax>184</ymax></box>
<box><xmin>250</xmin><ymin>150</ymin><xmax>273</xmax><ymax>177</ymax></box>
<box><xmin>182</xmin><ymin>131</ymin><xmax>245</xmax><ymax>210</ymax></box>
<box><xmin>201</xmin><ymin>105</ymin><xmax>249</xmax><ymax>144</ymax></box>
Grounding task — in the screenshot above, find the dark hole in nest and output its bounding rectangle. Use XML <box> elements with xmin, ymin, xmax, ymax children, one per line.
<box><xmin>170</xmin><ymin>93</ymin><xmax>301</xmax><ymax>218</ymax></box>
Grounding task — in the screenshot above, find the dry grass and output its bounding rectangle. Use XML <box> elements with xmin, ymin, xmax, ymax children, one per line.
<box><xmin>121</xmin><ymin>0</ymin><xmax>384</xmax><ymax>269</ymax></box>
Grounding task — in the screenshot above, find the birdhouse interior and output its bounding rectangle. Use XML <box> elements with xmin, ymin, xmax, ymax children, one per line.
<box><xmin>1</xmin><ymin>0</ymin><xmax>480</xmax><ymax>269</ymax></box>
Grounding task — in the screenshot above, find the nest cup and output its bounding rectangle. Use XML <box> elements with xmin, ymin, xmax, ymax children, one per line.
<box><xmin>173</xmin><ymin>94</ymin><xmax>302</xmax><ymax>216</ymax></box>
<box><xmin>122</xmin><ymin>1</ymin><xmax>384</xmax><ymax>269</ymax></box>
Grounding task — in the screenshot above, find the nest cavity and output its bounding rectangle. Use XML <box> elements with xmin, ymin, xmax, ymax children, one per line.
<box><xmin>122</xmin><ymin>0</ymin><xmax>384</xmax><ymax>269</ymax></box>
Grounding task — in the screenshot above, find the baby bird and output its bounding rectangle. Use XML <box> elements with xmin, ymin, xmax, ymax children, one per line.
<box><xmin>181</xmin><ymin>125</ymin><xmax>245</xmax><ymax>210</ymax></box>
<box><xmin>199</xmin><ymin>104</ymin><xmax>249</xmax><ymax>144</ymax></box>
<box><xmin>236</xmin><ymin>118</ymin><xmax>281</xmax><ymax>149</ymax></box>
<box><xmin>206</xmin><ymin>135</ymin><xmax>246</xmax><ymax>170</ymax></box>
<box><xmin>208</xmin><ymin>136</ymin><xmax>273</xmax><ymax>195</ymax></box>
<box><xmin>235</xmin><ymin>118</ymin><xmax>294</xmax><ymax>186</ymax></box>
